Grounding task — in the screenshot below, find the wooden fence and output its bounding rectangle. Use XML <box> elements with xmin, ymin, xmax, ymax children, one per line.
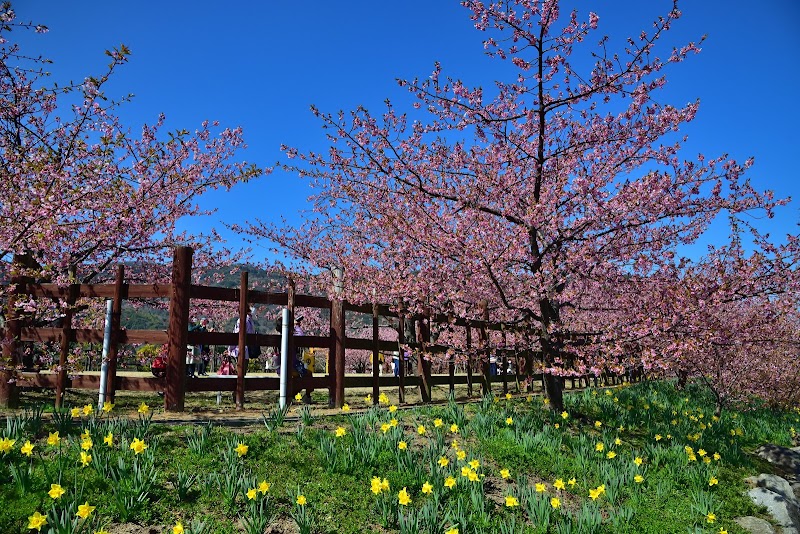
<box><xmin>2</xmin><ymin>246</ymin><xmax>555</xmax><ymax>412</ymax></box>
<box><xmin>2</xmin><ymin>247</ymin><xmax>639</xmax><ymax>411</ymax></box>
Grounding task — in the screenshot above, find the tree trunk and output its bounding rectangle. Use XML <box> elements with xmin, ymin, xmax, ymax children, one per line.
<box><xmin>543</xmin><ymin>373</ymin><xmax>564</xmax><ymax>413</ymax></box>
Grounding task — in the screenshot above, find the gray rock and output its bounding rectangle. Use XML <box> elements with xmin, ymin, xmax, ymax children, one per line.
<box><xmin>734</xmin><ymin>516</ymin><xmax>775</xmax><ymax>534</ymax></box>
<box><xmin>752</xmin><ymin>474</ymin><xmax>800</xmax><ymax>505</ymax></box>
<box><xmin>755</xmin><ymin>444</ymin><xmax>800</xmax><ymax>475</ymax></box>
<box><xmin>748</xmin><ymin>487</ymin><xmax>800</xmax><ymax>534</ymax></box>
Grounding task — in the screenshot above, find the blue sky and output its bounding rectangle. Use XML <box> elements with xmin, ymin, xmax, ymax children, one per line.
<box><xmin>14</xmin><ymin>0</ymin><xmax>800</xmax><ymax>263</ymax></box>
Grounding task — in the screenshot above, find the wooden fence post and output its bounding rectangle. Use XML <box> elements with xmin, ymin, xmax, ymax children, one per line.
<box><xmin>165</xmin><ymin>246</ymin><xmax>192</xmax><ymax>412</ymax></box>
<box><xmin>465</xmin><ymin>324</ymin><xmax>473</xmax><ymax>397</ymax></box>
<box><xmin>0</xmin><ymin>254</ymin><xmax>29</xmax><ymax>408</ymax></box>
<box><xmin>330</xmin><ymin>268</ymin><xmax>345</xmax><ymax>408</ymax></box>
<box><xmin>372</xmin><ymin>302</ymin><xmax>380</xmax><ymax>403</ymax></box>
<box><xmin>478</xmin><ymin>300</ymin><xmax>490</xmax><ymax>397</ymax></box>
<box><xmin>397</xmin><ymin>312</ymin><xmax>405</xmax><ymax>404</ymax></box>
<box><xmin>104</xmin><ymin>265</ymin><xmax>124</xmax><ymax>404</ymax></box>
<box><xmin>417</xmin><ymin>312</ymin><xmax>432</xmax><ymax>403</ymax></box>
<box><xmin>56</xmin><ymin>269</ymin><xmax>78</xmax><ymax>409</ymax></box>
<box><xmin>235</xmin><ymin>271</ymin><xmax>248</xmax><ymax>409</ymax></box>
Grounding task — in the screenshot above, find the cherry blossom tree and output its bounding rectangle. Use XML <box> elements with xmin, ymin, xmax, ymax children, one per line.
<box><xmin>240</xmin><ymin>0</ymin><xmax>783</xmax><ymax>410</ymax></box>
<box><xmin>0</xmin><ymin>3</ymin><xmax>263</xmax><ymax>405</ymax></box>
<box><xmin>604</xmin><ymin>226</ymin><xmax>800</xmax><ymax>413</ymax></box>
<box><xmin>0</xmin><ymin>4</ymin><xmax>262</xmax><ymax>286</ymax></box>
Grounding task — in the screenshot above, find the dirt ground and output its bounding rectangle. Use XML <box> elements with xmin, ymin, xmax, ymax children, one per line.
<box><xmin>3</xmin><ymin>371</ymin><xmax>535</xmax><ymax>426</ymax></box>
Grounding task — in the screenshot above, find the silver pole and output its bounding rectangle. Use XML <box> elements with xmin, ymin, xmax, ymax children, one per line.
<box><xmin>98</xmin><ymin>299</ymin><xmax>113</xmax><ymax>409</ymax></box>
<box><xmin>279</xmin><ymin>307</ymin><xmax>290</xmax><ymax>409</ymax></box>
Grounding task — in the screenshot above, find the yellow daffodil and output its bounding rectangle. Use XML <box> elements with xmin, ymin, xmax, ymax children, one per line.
<box><xmin>706</xmin><ymin>512</ymin><xmax>716</xmax><ymax>523</ymax></box>
<box><xmin>80</xmin><ymin>451</ymin><xmax>92</xmax><ymax>467</ymax></box>
<box><xmin>450</xmin><ymin>424</ymin><xmax>459</xmax><ymax>433</ymax></box>
<box><xmin>614</xmin><ymin>437</ymin><xmax>622</xmax><ymax>446</ymax></box>
<box><xmin>380</xmin><ymin>423</ymin><xmax>390</xmax><ymax>433</ymax></box>
<box><xmin>296</xmin><ymin>494</ymin><xmax>307</xmax><ymax>505</ymax></box>
<box><xmin>130</xmin><ymin>438</ymin><xmax>148</xmax><ymax>455</ymax></box>
<box><xmin>137</xmin><ymin>402</ymin><xmax>149</xmax><ymax>414</ymax></box>
<box><xmin>247</xmin><ymin>488</ymin><xmax>257</xmax><ymax>500</ymax></box>
<box><xmin>70</xmin><ymin>408</ymin><xmax>81</xmax><ymax>418</ymax></box>
<box><xmin>655</xmin><ymin>434</ymin><xmax>662</xmax><ymax>441</ymax></box>
<box><xmin>76</xmin><ymin>501</ymin><xmax>95</xmax><ymax>519</ymax></box>
<box><xmin>173</xmin><ymin>522</ymin><xmax>184</xmax><ymax>534</ymax></box>
<box><xmin>27</xmin><ymin>511</ymin><xmax>47</xmax><ymax>531</ymax></box>
<box><xmin>595</xmin><ymin>442</ymin><xmax>604</xmax><ymax>452</ymax></box>
<box><xmin>634</xmin><ymin>457</ymin><xmax>643</xmax><ymax>466</ymax></box>
<box><xmin>713</xmin><ymin>452</ymin><xmax>721</xmax><ymax>461</ymax></box>
<box><xmin>505</xmin><ymin>393</ymin><xmax>512</xmax><ymax>400</ymax></box>
<box><xmin>417</xmin><ymin>425</ymin><xmax>426</xmax><ymax>435</ymax></box>
<box><xmin>81</xmin><ymin>429</ymin><xmax>90</xmax><ymax>440</ymax></box>
<box><xmin>568</xmin><ymin>477</ymin><xmax>576</xmax><ymax>487</ymax></box>
<box><xmin>104</xmin><ymin>433</ymin><xmax>113</xmax><ymax>447</ymax></box>
<box><xmin>364</xmin><ymin>394</ymin><xmax>372</xmax><ymax>403</ymax></box>
<box><xmin>535</xmin><ymin>482</ymin><xmax>546</xmax><ymax>493</ymax></box>
<box><xmin>433</xmin><ymin>418</ymin><xmax>443</xmax><ymax>428</ymax></box>
<box><xmin>445</xmin><ymin>528</ymin><xmax>458</xmax><ymax>534</ymax></box>
<box><xmin>500</xmin><ymin>468</ymin><xmax>511</xmax><ymax>479</ymax></box>
<box><xmin>370</xmin><ymin>477</ymin><xmax>383</xmax><ymax>495</ymax></box>
<box><xmin>258</xmin><ymin>480</ymin><xmax>271</xmax><ymax>494</ymax></box>
<box><xmin>82</xmin><ymin>404</ymin><xmax>93</xmax><ymax>416</ymax></box>
<box><xmin>561</xmin><ymin>411</ymin><xmax>568</xmax><ymax>419</ymax></box>
<box><xmin>554</xmin><ymin>478</ymin><xmax>565</xmax><ymax>490</ymax></box>
<box><xmin>461</xmin><ymin>466</ymin><xmax>472</xmax><ymax>478</ymax></box>
<box><xmin>589</xmin><ymin>487</ymin><xmax>602</xmax><ymax>500</ymax></box>
<box><xmin>390</xmin><ymin>418</ymin><xmax>398</xmax><ymax>427</ymax></box>
<box><xmin>47</xmin><ymin>432</ymin><xmax>60</xmax><ymax>446</ymax></box>
<box><xmin>21</xmin><ymin>440</ymin><xmax>34</xmax><ymax>456</ymax></box>
<box><xmin>634</xmin><ymin>474</ymin><xmax>644</xmax><ymax>483</ymax></box>
<box><xmin>551</xmin><ymin>497</ymin><xmax>561</xmax><ymax>509</ymax></box>
<box><xmin>81</xmin><ymin>438</ymin><xmax>93</xmax><ymax>451</ymax></box>
<box><xmin>234</xmin><ymin>442</ymin><xmax>248</xmax><ymax>457</ymax></box>
<box><xmin>709</xmin><ymin>476</ymin><xmax>719</xmax><ymax>486</ymax></box>
<box><xmin>456</xmin><ymin>450</ymin><xmax>466</xmax><ymax>461</ymax></box>
<box><xmin>102</xmin><ymin>401</ymin><xmax>114</xmax><ymax>413</ymax></box>
<box><xmin>422</xmin><ymin>481</ymin><xmax>433</xmax><ymax>494</ymax></box>
<box><xmin>438</xmin><ymin>456</ymin><xmax>449</xmax><ymax>467</ymax></box>
<box><xmin>468</xmin><ymin>470</ymin><xmax>479</xmax><ymax>482</ymax></box>
<box><xmin>0</xmin><ymin>437</ymin><xmax>14</xmax><ymax>454</ymax></box>
<box><xmin>444</xmin><ymin>476</ymin><xmax>456</xmax><ymax>489</ymax></box>
<box><xmin>335</xmin><ymin>426</ymin><xmax>346</xmax><ymax>437</ymax></box>
<box><xmin>295</xmin><ymin>393</ymin><xmax>302</xmax><ymax>401</ymax></box>
<box><xmin>505</xmin><ymin>495</ymin><xmax>519</xmax><ymax>507</ymax></box>
<box><xmin>398</xmin><ymin>487</ymin><xmax>411</xmax><ymax>506</ymax></box>
<box><xmin>381</xmin><ymin>478</ymin><xmax>389</xmax><ymax>491</ymax></box>
<box><xmin>606</xmin><ymin>451</ymin><xmax>617</xmax><ymax>459</ymax></box>
<box><xmin>342</xmin><ymin>403</ymin><xmax>350</xmax><ymax>411</ymax></box>
<box><xmin>388</xmin><ymin>404</ymin><xmax>397</xmax><ymax>413</ymax></box>
<box><xmin>48</xmin><ymin>483</ymin><xmax>66</xmax><ymax>499</ymax></box>
<box><xmin>398</xmin><ymin>441</ymin><xmax>407</xmax><ymax>450</ymax></box>
<box><xmin>469</xmin><ymin>459</ymin><xmax>480</xmax><ymax>469</ymax></box>
<box><xmin>378</xmin><ymin>392</ymin><xmax>389</xmax><ymax>405</ymax></box>
<box><xmin>505</xmin><ymin>417</ymin><xmax>513</xmax><ymax>425</ymax></box>
<box><xmin>594</xmin><ymin>420</ymin><xmax>602</xmax><ymax>428</ymax></box>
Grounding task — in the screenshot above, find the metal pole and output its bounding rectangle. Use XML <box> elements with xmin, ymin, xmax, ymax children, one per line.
<box><xmin>279</xmin><ymin>307</ymin><xmax>290</xmax><ymax>409</ymax></box>
<box><xmin>98</xmin><ymin>299</ymin><xmax>113</xmax><ymax>409</ymax></box>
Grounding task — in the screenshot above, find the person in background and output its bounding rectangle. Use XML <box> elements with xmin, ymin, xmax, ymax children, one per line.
<box><xmin>230</xmin><ymin>308</ymin><xmax>255</xmax><ymax>376</ymax></box>
<box><xmin>392</xmin><ymin>351</ymin><xmax>400</xmax><ymax>377</ymax></box>
<box><xmin>196</xmin><ymin>317</ymin><xmax>210</xmax><ymax>376</ymax></box>
<box><xmin>186</xmin><ymin>317</ymin><xmax>201</xmax><ymax>377</ymax></box>
<box><xmin>489</xmin><ymin>351</ymin><xmax>498</xmax><ymax>377</ymax></box>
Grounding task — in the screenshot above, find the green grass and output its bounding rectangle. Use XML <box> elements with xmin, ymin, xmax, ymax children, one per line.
<box><xmin>0</xmin><ymin>379</ymin><xmax>798</xmax><ymax>533</ymax></box>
